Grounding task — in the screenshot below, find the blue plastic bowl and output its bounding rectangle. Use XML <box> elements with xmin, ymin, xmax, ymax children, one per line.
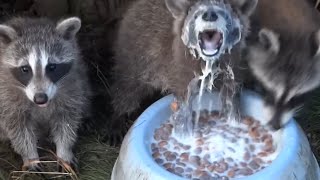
<box><xmin>111</xmin><ymin>90</ymin><xmax>320</xmax><ymax>180</ymax></box>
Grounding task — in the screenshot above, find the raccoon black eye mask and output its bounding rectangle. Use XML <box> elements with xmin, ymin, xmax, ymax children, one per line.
<box><xmin>10</xmin><ymin>62</ymin><xmax>72</xmax><ymax>86</ymax></box>
<box><xmin>46</xmin><ymin>62</ymin><xmax>73</xmax><ymax>83</ymax></box>
<box><xmin>10</xmin><ymin>65</ymin><xmax>33</xmax><ymax>86</ymax></box>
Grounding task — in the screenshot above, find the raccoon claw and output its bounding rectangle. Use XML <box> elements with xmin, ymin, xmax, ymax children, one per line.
<box><xmin>57</xmin><ymin>159</ymin><xmax>78</xmax><ymax>174</ymax></box>
<box><xmin>22</xmin><ymin>159</ymin><xmax>42</xmax><ymax>172</ymax></box>
<box><xmin>104</xmin><ymin>129</ymin><xmax>126</xmax><ymax>147</ymax></box>
<box><xmin>268</xmin><ymin>120</ymin><xmax>282</xmax><ymax>131</ymax></box>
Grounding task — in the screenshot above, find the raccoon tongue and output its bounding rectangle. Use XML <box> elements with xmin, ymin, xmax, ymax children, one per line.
<box><xmin>203</xmin><ymin>33</ymin><xmax>221</xmax><ymax>52</ymax></box>
<box><xmin>203</xmin><ymin>41</ymin><xmax>219</xmax><ymax>55</ymax></box>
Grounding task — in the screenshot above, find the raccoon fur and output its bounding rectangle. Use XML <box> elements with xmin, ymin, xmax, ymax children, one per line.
<box><xmin>244</xmin><ymin>0</ymin><xmax>320</xmax><ymax>129</ymax></box>
<box><xmin>0</xmin><ymin>17</ymin><xmax>91</xmax><ymax>170</ymax></box>
<box><xmin>107</xmin><ymin>0</ymin><xmax>258</xmax><ymax>144</ymax></box>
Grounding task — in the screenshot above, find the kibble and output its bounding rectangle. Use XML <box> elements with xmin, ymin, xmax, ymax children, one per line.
<box><xmin>151</xmin><ymin>110</ymin><xmax>277</xmax><ymax>179</ymax></box>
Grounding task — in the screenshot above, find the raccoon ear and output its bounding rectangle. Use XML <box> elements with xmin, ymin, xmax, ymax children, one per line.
<box><xmin>0</xmin><ymin>25</ymin><xmax>17</xmax><ymax>44</ymax></box>
<box><xmin>310</xmin><ymin>30</ymin><xmax>320</xmax><ymax>56</ymax></box>
<box><xmin>258</xmin><ymin>28</ymin><xmax>280</xmax><ymax>53</ymax></box>
<box><xmin>165</xmin><ymin>0</ymin><xmax>189</xmax><ymax>19</ymax></box>
<box><xmin>231</xmin><ymin>0</ymin><xmax>258</xmax><ymax>16</ymax></box>
<box><xmin>56</xmin><ymin>17</ymin><xmax>81</xmax><ymax>40</ymax></box>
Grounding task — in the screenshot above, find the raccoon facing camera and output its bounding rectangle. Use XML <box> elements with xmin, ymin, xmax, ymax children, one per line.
<box><xmin>106</xmin><ymin>0</ymin><xmax>258</xmax><ymax>145</ymax></box>
<box><xmin>246</xmin><ymin>28</ymin><xmax>320</xmax><ymax>130</ymax></box>
<box><xmin>0</xmin><ymin>17</ymin><xmax>91</xmax><ymax>171</ymax></box>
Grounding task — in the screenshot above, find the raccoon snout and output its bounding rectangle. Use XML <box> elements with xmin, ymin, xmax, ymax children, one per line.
<box><xmin>33</xmin><ymin>93</ymin><xmax>48</xmax><ymax>105</ymax></box>
<box><xmin>202</xmin><ymin>10</ymin><xmax>218</xmax><ymax>22</ymax></box>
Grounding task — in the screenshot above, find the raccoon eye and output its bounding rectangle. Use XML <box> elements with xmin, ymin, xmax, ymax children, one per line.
<box><xmin>20</xmin><ymin>66</ymin><xmax>30</xmax><ymax>73</ymax></box>
<box><xmin>48</xmin><ymin>64</ymin><xmax>56</xmax><ymax>72</ymax></box>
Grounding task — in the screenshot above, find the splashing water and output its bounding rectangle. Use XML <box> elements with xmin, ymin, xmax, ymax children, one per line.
<box><xmin>171</xmin><ymin>59</ymin><xmax>238</xmax><ymax>140</ymax></box>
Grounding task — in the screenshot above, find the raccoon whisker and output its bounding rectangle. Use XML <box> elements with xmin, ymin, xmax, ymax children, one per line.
<box><xmin>0</xmin><ymin>158</ymin><xmax>18</xmax><ymax>169</ymax></box>
<box><xmin>89</xmin><ymin>62</ymin><xmax>111</xmax><ymax>95</ymax></box>
<box><xmin>294</xmin><ymin>105</ymin><xmax>304</xmax><ymax>113</ymax></box>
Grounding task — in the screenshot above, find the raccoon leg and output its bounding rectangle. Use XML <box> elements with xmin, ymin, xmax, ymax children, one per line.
<box><xmin>105</xmin><ymin>78</ymin><xmax>155</xmax><ymax>146</ymax></box>
<box><xmin>50</xmin><ymin>116</ymin><xmax>80</xmax><ymax>172</ymax></box>
<box><xmin>5</xmin><ymin>121</ymin><xmax>41</xmax><ymax>171</ymax></box>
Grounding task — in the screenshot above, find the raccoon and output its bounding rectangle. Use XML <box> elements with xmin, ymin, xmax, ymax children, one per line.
<box><xmin>106</xmin><ymin>0</ymin><xmax>258</xmax><ymax>144</ymax></box>
<box><xmin>0</xmin><ymin>17</ymin><xmax>91</xmax><ymax>170</ymax></box>
<box><xmin>244</xmin><ymin>0</ymin><xmax>320</xmax><ymax>130</ymax></box>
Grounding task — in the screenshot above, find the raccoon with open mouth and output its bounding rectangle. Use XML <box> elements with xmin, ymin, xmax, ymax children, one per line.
<box><xmin>0</xmin><ymin>17</ymin><xmax>91</xmax><ymax>171</ymax></box>
<box><xmin>244</xmin><ymin>0</ymin><xmax>320</xmax><ymax>130</ymax></box>
<box><xmin>107</xmin><ymin>0</ymin><xmax>258</xmax><ymax>144</ymax></box>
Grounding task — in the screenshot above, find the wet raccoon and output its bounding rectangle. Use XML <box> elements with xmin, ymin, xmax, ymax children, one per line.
<box><xmin>245</xmin><ymin>0</ymin><xmax>320</xmax><ymax>130</ymax></box>
<box><xmin>0</xmin><ymin>17</ymin><xmax>91</xmax><ymax>170</ymax></box>
<box><xmin>107</xmin><ymin>0</ymin><xmax>258</xmax><ymax>144</ymax></box>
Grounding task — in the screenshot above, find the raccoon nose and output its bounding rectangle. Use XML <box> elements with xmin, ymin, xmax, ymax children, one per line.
<box><xmin>202</xmin><ymin>10</ymin><xmax>218</xmax><ymax>22</ymax></box>
<box><xmin>33</xmin><ymin>93</ymin><xmax>48</xmax><ymax>105</ymax></box>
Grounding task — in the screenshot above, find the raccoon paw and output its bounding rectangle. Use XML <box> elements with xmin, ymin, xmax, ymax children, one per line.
<box><xmin>57</xmin><ymin>158</ymin><xmax>78</xmax><ymax>174</ymax></box>
<box><xmin>268</xmin><ymin>119</ymin><xmax>282</xmax><ymax>131</ymax></box>
<box><xmin>22</xmin><ymin>159</ymin><xmax>43</xmax><ymax>172</ymax></box>
<box><xmin>103</xmin><ymin>121</ymin><xmax>128</xmax><ymax>146</ymax></box>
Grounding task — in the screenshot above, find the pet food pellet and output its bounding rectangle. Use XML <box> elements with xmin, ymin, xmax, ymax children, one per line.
<box><xmin>164</xmin><ymin>151</ymin><xmax>171</xmax><ymax>157</ymax></box>
<box><xmin>193</xmin><ymin>169</ymin><xmax>203</xmax><ymax>177</ymax></box>
<box><xmin>155</xmin><ymin>158</ymin><xmax>164</xmax><ymax>164</ymax></box>
<box><xmin>210</xmin><ymin>110</ymin><xmax>220</xmax><ymax>118</ymax></box>
<box><xmin>249</xmin><ymin>144</ymin><xmax>256</xmax><ymax>151</ymax></box>
<box><xmin>240</xmin><ymin>162</ymin><xmax>247</xmax><ymax>167</ymax></box>
<box><xmin>226</xmin><ymin>157</ymin><xmax>234</xmax><ymax>163</ymax></box>
<box><xmin>207</xmin><ymin>165</ymin><xmax>215</xmax><ymax>172</ymax></box>
<box><xmin>186</xmin><ymin>167</ymin><xmax>193</xmax><ymax>173</ymax></box>
<box><xmin>183</xmin><ymin>145</ymin><xmax>191</xmax><ymax>150</ymax></box>
<box><xmin>167</xmin><ymin>168</ymin><xmax>175</xmax><ymax>173</ymax></box>
<box><xmin>164</xmin><ymin>163</ymin><xmax>173</xmax><ymax>169</ymax></box>
<box><xmin>175</xmin><ymin>167</ymin><xmax>184</xmax><ymax>174</ymax></box>
<box><xmin>199</xmin><ymin>172</ymin><xmax>211</xmax><ymax>180</ymax></box>
<box><xmin>196</xmin><ymin>139</ymin><xmax>204</xmax><ymax>146</ymax></box>
<box><xmin>203</xmin><ymin>154</ymin><xmax>210</xmax><ymax>160</ymax></box>
<box><xmin>243</xmin><ymin>151</ymin><xmax>251</xmax><ymax>161</ymax></box>
<box><xmin>152</xmin><ymin>152</ymin><xmax>161</xmax><ymax>159</ymax></box>
<box><xmin>249</xmin><ymin>127</ymin><xmax>260</xmax><ymax>138</ymax></box>
<box><xmin>190</xmin><ymin>156</ymin><xmax>201</xmax><ymax>166</ymax></box>
<box><xmin>239</xmin><ymin>168</ymin><xmax>253</xmax><ymax>176</ymax></box>
<box><xmin>228</xmin><ymin>147</ymin><xmax>236</xmax><ymax>153</ymax></box>
<box><xmin>258</xmin><ymin>152</ymin><xmax>268</xmax><ymax>157</ymax></box>
<box><xmin>166</xmin><ymin>154</ymin><xmax>176</xmax><ymax>161</ymax></box>
<box><xmin>174</xmin><ymin>146</ymin><xmax>180</xmax><ymax>151</ymax></box>
<box><xmin>180</xmin><ymin>153</ymin><xmax>189</xmax><ymax>161</ymax></box>
<box><xmin>171</xmin><ymin>102</ymin><xmax>179</xmax><ymax>112</ymax></box>
<box><xmin>253</xmin><ymin>158</ymin><xmax>263</xmax><ymax>164</ymax></box>
<box><xmin>215</xmin><ymin>161</ymin><xmax>228</xmax><ymax>173</ymax></box>
<box><xmin>159</xmin><ymin>141</ymin><xmax>168</xmax><ymax>147</ymax></box>
<box><xmin>194</xmin><ymin>147</ymin><xmax>203</xmax><ymax>154</ymax></box>
<box><xmin>177</xmin><ymin>162</ymin><xmax>186</xmax><ymax>167</ymax></box>
<box><xmin>185</xmin><ymin>174</ymin><xmax>192</xmax><ymax>178</ymax></box>
<box><xmin>152</xmin><ymin>147</ymin><xmax>159</xmax><ymax>153</ymax></box>
<box><xmin>249</xmin><ymin>160</ymin><xmax>260</xmax><ymax>170</ymax></box>
<box><xmin>151</xmin><ymin>143</ymin><xmax>156</xmax><ymax>149</ymax></box>
<box><xmin>242</xmin><ymin>117</ymin><xmax>254</xmax><ymax>126</ymax></box>
<box><xmin>227</xmin><ymin>170</ymin><xmax>235</xmax><ymax>178</ymax></box>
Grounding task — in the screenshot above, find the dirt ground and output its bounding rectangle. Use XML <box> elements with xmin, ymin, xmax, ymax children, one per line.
<box><xmin>0</xmin><ymin>0</ymin><xmax>320</xmax><ymax>180</ymax></box>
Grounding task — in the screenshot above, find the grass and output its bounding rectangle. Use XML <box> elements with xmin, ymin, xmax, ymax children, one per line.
<box><xmin>0</xmin><ymin>135</ymin><xmax>119</xmax><ymax>180</ymax></box>
<box><xmin>296</xmin><ymin>89</ymin><xmax>320</xmax><ymax>162</ymax></box>
<box><xmin>76</xmin><ymin>136</ymin><xmax>119</xmax><ymax>180</ymax></box>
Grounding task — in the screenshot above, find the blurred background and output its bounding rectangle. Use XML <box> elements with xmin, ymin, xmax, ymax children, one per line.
<box><xmin>0</xmin><ymin>0</ymin><xmax>319</xmax><ymax>179</ymax></box>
